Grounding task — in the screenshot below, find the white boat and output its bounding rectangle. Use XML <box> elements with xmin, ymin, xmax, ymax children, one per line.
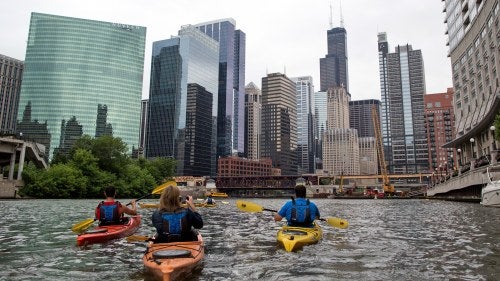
<box><xmin>481</xmin><ymin>167</ymin><xmax>500</xmax><ymax>207</ymax></box>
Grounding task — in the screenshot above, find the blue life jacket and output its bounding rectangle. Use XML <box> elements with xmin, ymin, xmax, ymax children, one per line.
<box><xmin>154</xmin><ymin>209</ymin><xmax>189</xmax><ymax>242</ymax></box>
<box><xmin>290</xmin><ymin>198</ymin><xmax>312</xmax><ymax>227</ymax></box>
<box><xmin>97</xmin><ymin>201</ymin><xmax>121</xmax><ymax>224</ymax></box>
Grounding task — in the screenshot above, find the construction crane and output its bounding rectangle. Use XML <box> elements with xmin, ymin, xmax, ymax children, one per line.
<box><xmin>372</xmin><ymin>105</ymin><xmax>395</xmax><ymax>194</ymax></box>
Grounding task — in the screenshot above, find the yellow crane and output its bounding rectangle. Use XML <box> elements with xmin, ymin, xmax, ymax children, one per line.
<box><xmin>372</xmin><ymin>105</ymin><xmax>394</xmax><ymax>194</ymax></box>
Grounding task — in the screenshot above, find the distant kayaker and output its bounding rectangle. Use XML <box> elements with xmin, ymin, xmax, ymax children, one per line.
<box><xmin>95</xmin><ymin>186</ymin><xmax>137</xmax><ymax>226</ymax></box>
<box><xmin>274</xmin><ymin>185</ymin><xmax>321</xmax><ymax>227</ymax></box>
<box><xmin>152</xmin><ymin>184</ymin><xmax>203</xmax><ymax>242</ymax></box>
<box><xmin>205</xmin><ymin>195</ymin><xmax>215</xmax><ymax>205</ymax></box>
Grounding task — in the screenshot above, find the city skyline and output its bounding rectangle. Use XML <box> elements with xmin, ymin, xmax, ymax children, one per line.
<box><xmin>1</xmin><ymin>0</ymin><xmax>451</xmax><ymax>101</ymax></box>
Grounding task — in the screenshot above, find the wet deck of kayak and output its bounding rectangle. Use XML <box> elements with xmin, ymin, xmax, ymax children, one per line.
<box><xmin>0</xmin><ymin>198</ymin><xmax>498</xmax><ymax>280</ymax></box>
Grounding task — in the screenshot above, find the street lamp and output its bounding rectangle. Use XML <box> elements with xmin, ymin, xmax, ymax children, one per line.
<box><xmin>470</xmin><ymin>138</ymin><xmax>475</xmax><ymax>159</ymax></box>
<box><xmin>449</xmin><ymin>155</ymin><xmax>454</xmax><ymax>174</ymax></box>
<box><xmin>491</xmin><ymin>125</ymin><xmax>497</xmax><ymax>150</ymax></box>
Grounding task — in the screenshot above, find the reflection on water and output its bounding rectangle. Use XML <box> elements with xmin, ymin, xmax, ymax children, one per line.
<box><xmin>0</xmin><ymin>199</ymin><xmax>498</xmax><ymax>280</ymax></box>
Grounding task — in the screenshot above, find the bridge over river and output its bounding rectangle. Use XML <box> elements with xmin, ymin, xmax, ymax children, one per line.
<box><xmin>215</xmin><ymin>173</ymin><xmax>431</xmax><ymax>198</ymax></box>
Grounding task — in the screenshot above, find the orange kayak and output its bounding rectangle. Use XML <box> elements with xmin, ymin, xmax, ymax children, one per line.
<box><xmin>143</xmin><ymin>233</ymin><xmax>204</xmax><ymax>281</ymax></box>
<box><xmin>76</xmin><ymin>215</ymin><xmax>141</xmax><ymax>246</ymax></box>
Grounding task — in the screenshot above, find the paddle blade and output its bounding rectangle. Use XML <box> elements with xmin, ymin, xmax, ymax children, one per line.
<box><xmin>126</xmin><ymin>235</ymin><xmax>152</xmax><ymax>242</ymax></box>
<box><xmin>152</xmin><ymin>180</ymin><xmax>177</xmax><ymax>195</ymax></box>
<box><xmin>71</xmin><ymin>218</ymin><xmax>95</xmax><ymax>233</ymax></box>
<box><xmin>325</xmin><ymin>217</ymin><xmax>349</xmax><ymax>229</ymax></box>
<box><xmin>236</xmin><ymin>200</ymin><xmax>264</xmax><ymax>212</ymax></box>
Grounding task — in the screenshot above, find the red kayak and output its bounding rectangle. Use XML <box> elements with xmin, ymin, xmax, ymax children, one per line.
<box><xmin>76</xmin><ymin>215</ymin><xmax>141</xmax><ymax>246</ymax></box>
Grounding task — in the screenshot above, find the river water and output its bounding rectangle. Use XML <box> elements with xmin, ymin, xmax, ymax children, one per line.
<box><xmin>0</xmin><ymin>198</ymin><xmax>498</xmax><ymax>281</ymax></box>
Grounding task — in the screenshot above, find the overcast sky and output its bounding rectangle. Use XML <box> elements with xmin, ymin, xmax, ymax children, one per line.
<box><xmin>1</xmin><ymin>0</ymin><xmax>452</xmax><ymax>100</ymax></box>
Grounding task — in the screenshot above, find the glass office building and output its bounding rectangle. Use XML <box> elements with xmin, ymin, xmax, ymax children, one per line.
<box><xmin>378</xmin><ymin>34</ymin><xmax>428</xmax><ymax>174</ymax></box>
<box><xmin>17</xmin><ymin>13</ymin><xmax>146</xmax><ymax>159</ymax></box>
<box><xmin>194</xmin><ymin>19</ymin><xmax>246</xmax><ymax>158</ymax></box>
<box><xmin>291</xmin><ymin>76</ymin><xmax>315</xmax><ymax>174</ymax></box>
<box><xmin>146</xmin><ymin>25</ymin><xmax>219</xmax><ymax>176</ymax></box>
<box><xmin>0</xmin><ymin>54</ymin><xmax>23</xmax><ymax>135</ymax></box>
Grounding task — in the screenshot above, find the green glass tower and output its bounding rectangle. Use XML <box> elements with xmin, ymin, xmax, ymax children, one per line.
<box><xmin>17</xmin><ymin>13</ymin><xmax>146</xmax><ymax>159</ymax></box>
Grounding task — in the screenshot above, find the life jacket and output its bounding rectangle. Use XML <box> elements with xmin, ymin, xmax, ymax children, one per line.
<box><xmin>154</xmin><ymin>209</ymin><xmax>189</xmax><ymax>242</ymax></box>
<box><xmin>206</xmin><ymin>197</ymin><xmax>214</xmax><ymax>204</ymax></box>
<box><xmin>96</xmin><ymin>201</ymin><xmax>121</xmax><ymax>225</ymax></box>
<box><xmin>290</xmin><ymin>197</ymin><xmax>312</xmax><ymax>227</ymax></box>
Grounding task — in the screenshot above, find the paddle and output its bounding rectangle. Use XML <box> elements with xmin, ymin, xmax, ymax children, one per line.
<box><xmin>236</xmin><ymin>200</ymin><xmax>349</xmax><ymax>229</ymax></box>
<box><xmin>126</xmin><ymin>180</ymin><xmax>176</xmax><ymax>206</ymax></box>
<box><xmin>126</xmin><ymin>235</ymin><xmax>153</xmax><ymax>242</ymax></box>
<box><xmin>71</xmin><ymin>181</ymin><xmax>176</xmax><ymax>233</ymax></box>
<box><xmin>236</xmin><ymin>200</ymin><xmax>277</xmax><ymax>212</ymax></box>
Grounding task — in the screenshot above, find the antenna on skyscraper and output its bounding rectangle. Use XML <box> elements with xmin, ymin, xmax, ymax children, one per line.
<box><xmin>329</xmin><ymin>3</ymin><xmax>333</xmax><ymax>29</ymax></box>
<box><xmin>340</xmin><ymin>0</ymin><xmax>344</xmax><ymax>28</ymax></box>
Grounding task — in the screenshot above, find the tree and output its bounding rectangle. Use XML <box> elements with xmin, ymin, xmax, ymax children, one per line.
<box><xmin>69</xmin><ymin>148</ymin><xmax>116</xmax><ymax>197</ymax></box>
<box><xmin>143</xmin><ymin>157</ymin><xmax>177</xmax><ymax>183</ymax></box>
<box><xmin>19</xmin><ymin>135</ymin><xmax>176</xmax><ymax>199</ymax></box>
<box><xmin>21</xmin><ymin>163</ymin><xmax>88</xmax><ymax>198</ymax></box>
<box><xmin>92</xmin><ymin>135</ymin><xmax>130</xmax><ymax>175</ymax></box>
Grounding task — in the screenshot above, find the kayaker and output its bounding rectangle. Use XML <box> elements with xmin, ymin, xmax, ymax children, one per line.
<box><xmin>274</xmin><ymin>185</ymin><xmax>320</xmax><ymax>227</ymax></box>
<box><xmin>95</xmin><ymin>186</ymin><xmax>137</xmax><ymax>226</ymax></box>
<box><xmin>152</xmin><ymin>184</ymin><xmax>203</xmax><ymax>242</ymax></box>
<box><xmin>205</xmin><ymin>195</ymin><xmax>215</xmax><ymax>205</ymax></box>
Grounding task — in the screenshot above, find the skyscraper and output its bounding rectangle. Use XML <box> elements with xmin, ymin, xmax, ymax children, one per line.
<box><xmin>322</xmin><ymin>87</ymin><xmax>359</xmax><ymax>176</ymax></box>
<box><xmin>314</xmin><ymin>91</ymin><xmax>327</xmax><ymax>167</ymax></box>
<box><xmin>194</xmin><ymin>19</ymin><xmax>246</xmax><ymax>158</ymax></box>
<box><xmin>244</xmin><ymin>82</ymin><xmax>261</xmax><ymax>160</ymax></box>
<box><xmin>139</xmin><ymin>99</ymin><xmax>148</xmax><ymax>157</ymax></box>
<box><xmin>291</xmin><ymin>76</ymin><xmax>315</xmax><ymax>174</ymax></box>
<box><xmin>0</xmin><ymin>54</ymin><xmax>23</xmax><ymax>135</ymax></box>
<box><xmin>349</xmin><ymin>99</ymin><xmax>380</xmax><ymax>176</ymax></box>
<box><xmin>261</xmin><ymin>73</ymin><xmax>297</xmax><ymax>175</ymax></box>
<box><xmin>18</xmin><ymin>13</ymin><xmax>146</xmax><ymax>159</ymax></box>
<box><xmin>378</xmin><ymin>32</ymin><xmax>428</xmax><ymax>174</ymax></box>
<box><xmin>349</xmin><ymin>99</ymin><xmax>380</xmax><ymax>138</ymax></box>
<box><xmin>320</xmin><ymin>27</ymin><xmax>349</xmax><ymax>92</ymax></box>
<box><xmin>424</xmin><ymin>88</ymin><xmax>456</xmax><ymax>173</ymax></box>
<box><xmin>442</xmin><ymin>0</ymin><xmax>499</xmax><ymax>165</ymax></box>
<box><xmin>146</xmin><ymin>25</ymin><xmax>219</xmax><ymax>176</ymax></box>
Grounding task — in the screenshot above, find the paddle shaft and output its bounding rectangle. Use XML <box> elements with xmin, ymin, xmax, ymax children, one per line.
<box><xmin>126</xmin><ymin>193</ymin><xmax>150</xmax><ymax>206</ymax></box>
<box><xmin>263</xmin><ymin>208</ymin><xmax>278</xmax><ymax>212</ymax></box>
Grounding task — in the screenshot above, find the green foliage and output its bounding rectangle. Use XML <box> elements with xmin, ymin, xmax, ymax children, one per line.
<box><xmin>114</xmin><ymin>164</ymin><xmax>156</xmax><ymax>198</ymax></box>
<box><xmin>143</xmin><ymin>157</ymin><xmax>177</xmax><ymax>183</ymax></box>
<box><xmin>21</xmin><ymin>164</ymin><xmax>88</xmax><ymax>198</ymax></box>
<box><xmin>92</xmin><ymin>135</ymin><xmax>130</xmax><ymax>175</ymax></box>
<box><xmin>69</xmin><ymin>148</ymin><xmax>116</xmax><ymax>197</ymax></box>
<box><xmin>20</xmin><ymin>135</ymin><xmax>175</xmax><ymax>199</ymax></box>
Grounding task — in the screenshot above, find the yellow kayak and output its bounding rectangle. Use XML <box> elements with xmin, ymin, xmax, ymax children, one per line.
<box><xmin>206</xmin><ymin>192</ymin><xmax>228</xmax><ymax>198</ymax></box>
<box><xmin>194</xmin><ymin>202</ymin><xmax>217</xmax><ymax>208</ymax></box>
<box><xmin>276</xmin><ymin>222</ymin><xmax>322</xmax><ymax>252</ymax></box>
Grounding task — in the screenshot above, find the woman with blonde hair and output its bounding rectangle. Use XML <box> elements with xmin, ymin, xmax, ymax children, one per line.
<box><xmin>151</xmin><ymin>184</ymin><xmax>203</xmax><ymax>242</ymax></box>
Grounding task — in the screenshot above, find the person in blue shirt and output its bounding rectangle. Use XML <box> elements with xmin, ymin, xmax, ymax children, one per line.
<box><xmin>274</xmin><ymin>185</ymin><xmax>320</xmax><ymax>227</ymax></box>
